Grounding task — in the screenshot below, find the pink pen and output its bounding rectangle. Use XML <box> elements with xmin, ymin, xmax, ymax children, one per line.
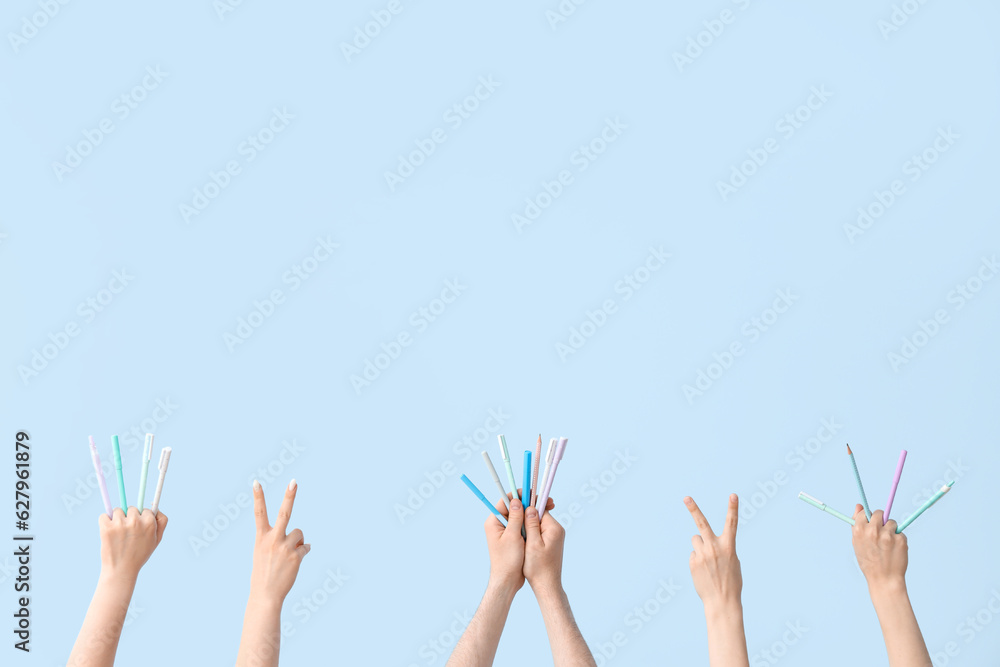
<box><xmin>89</xmin><ymin>436</ymin><xmax>113</xmax><ymax>517</ymax></box>
<box><xmin>883</xmin><ymin>449</ymin><xmax>907</xmax><ymax>524</ymax></box>
<box><xmin>537</xmin><ymin>437</ymin><xmax>568</xmax><ymax>520</ymax></box>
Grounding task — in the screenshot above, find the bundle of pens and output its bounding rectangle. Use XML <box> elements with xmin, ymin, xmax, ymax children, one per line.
<box><xmin>88</xmin><ymin>434</ymin><xmax>172</xmax><ymax>517</ymax></box>
<box><xmin>799</xmin><ymin>445</ymin><xmax>954</xmax><ymax>532</ymax></box>
<box><xmin>461</xmin><ymin>435</ymin><xmax>567</xmax><ymax>529</ymax></box>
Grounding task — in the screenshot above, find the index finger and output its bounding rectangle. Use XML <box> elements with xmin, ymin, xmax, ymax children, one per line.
<box><xmin>272</xmin><ymin>479</ymin><xmax>297</xmax><ymax>534</ymax></box>
<box><xmin>683</xmin><ymin>496</ymin><xmax>715</xmax><ymax>541</ymax></box>
<box><xmin>723</xmin><ymin>494</ymin><xmax>739</xmax><ymax>542</ymax></box>
<box><xmin>253</xmin><ymin>480</ymin><xmax>270</xmax><ymax>535</ymax></box>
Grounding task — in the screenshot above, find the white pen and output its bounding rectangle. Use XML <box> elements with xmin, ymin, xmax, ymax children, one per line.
<box><xmin>498</xmin><ymin>435</ymin><xmax>520</xmax><ymax>502</ymax></box>
<box><xmin>149</xmin><ymin>447</ymin><xmax>171</xmax><ymax>515</ymax></box>
<box><xmin>481</xmin><ymin>451</ymin><xmax>510</xmax><ymax>510</ymax></box>
<box><xmin>536</xmin><ymin>438</ymin><xmax>557</xmax><ymax>507</ymax></box>
<box><xmin>137</xmin><ymin>434</ymin><xmax>153</xmax><ymax>512</ymax></box>
<box><xmin>537</xmin><ymin>437</ymin><xmax>567</xmax><ymax>519</ymax></box>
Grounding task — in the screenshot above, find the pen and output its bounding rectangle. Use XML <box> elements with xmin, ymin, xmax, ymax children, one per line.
<box><xmin>798</xmin><ymin>492</ymin><xmax>856</xmax><ymax>526</ymax></box>
<box><xmin>88</xmin><ymin>436</ymin><xmax>113</xmax><ymax>517</ymax></box>
<box><xmin>498</xmin><ymin>435</ymin><xmax>519</xmax><ymax>501</ymax></box>
<box><xmin>481</xmin><ymin>451</ymin><xmax>510</xmax><ymax>511</ymax></box>
<box><xmin>150</xmin><ymin>447</ymin><xmax>171</xmax><ymax>516</ymax></box>
<box><xmin>112</xmin><ymin>435</ymin><xmax>127</xmax><ymax>515</ymax></box>
<box><xmin>523</xmin><ymin>450</ymin><xmax>532</xmax><ymax>517</ymax></box>
<box><xmin>537</xmin><ymin>437</ymin><xmax>567</xmax><ymax>519</ymax></box>
<box><xmin>847</xmin><ymin>444</ymin><xmax>872</xmax><ymax>520</ymax></box>
<box><xmin>883</xmin><ymin>450</ymin><xmax>907</xmax><ymax>525</ymax></box>
<box><xmin>461</xmin><ymin>474</ymin><xmax>507</xmax><ymax>527</ymax></box>
<box><xmin>137</xmin><ymin>434</ymin><xmax>153</xmax><ymax>512</ymax></box>
<box><xmin>896</xmin><ymin>481</ymin><xmax>954</xmax><ymax>533</ymax></box>
<box><xmin>537</xmin><ymin>438</ymin><xmax>556</xmax><ymax>507</ymax></box>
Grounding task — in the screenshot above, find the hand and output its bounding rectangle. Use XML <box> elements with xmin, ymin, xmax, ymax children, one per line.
<box><xmin>685</xmin><ymin>495</ymin><xmax>742</xmax><ymax>609</ymax></box>
<box><xmin>852</xmin><ymin>506</ymin><xmax>907</xmax><ymax>591</ymax></box>
<box><xmin>484</xmin><ymin>494</ymin><xmax>527</xmax><ymax>593</ymax></box>
<box><xmin>522</xmin><ymin>496</ymin><xmax>562</xmax><ymax>595</ymax></box>
<box><xmin>99</xmin><ymin>507</ymin><xmax>168</xmax><ymax>581</ymax></box>
<box><xmin>251</xmin><ymin>479</ymin><xmax>311</xmax><ymax>606</ymax></box>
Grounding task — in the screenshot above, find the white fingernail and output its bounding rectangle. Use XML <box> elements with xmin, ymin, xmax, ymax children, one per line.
<box><xmin>288</xmin><ymin>478</ymin><xmax>297</xmax><ymax>491</ymax></box>
<box><xmin>253</xmin><ymin>480</ymin><xmax>261</xmax><ymax>491</ymax></box>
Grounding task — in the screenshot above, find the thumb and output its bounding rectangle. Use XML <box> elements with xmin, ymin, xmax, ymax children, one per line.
<box><xmin>506</xmin><ymin>496</ymin><xmax>524</xmax><ymax>536</ymax></box>
<box><xmin>523</xmin><ymin>503</ymin><xmax>541</xmax><ymax>545</ymax></box>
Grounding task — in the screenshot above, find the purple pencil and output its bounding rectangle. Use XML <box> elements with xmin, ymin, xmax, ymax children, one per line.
<box><xmin>537</xmin><ymin>437</ymin><xmax>567</xmax><ymax>520</ymax></box>
<box><xmin>883</xmin><ymin>450</ymin><xmax>907</xmax><ymax>525</ymax></box>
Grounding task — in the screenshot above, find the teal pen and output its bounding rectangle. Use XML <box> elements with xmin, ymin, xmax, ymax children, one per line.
<box><xmin>498</xmin><ymin>435</ymin><xmax>519</xmax><ymax>501</ymax></box>
<box><xmin>461</xmin><ymin>475</ymin><xmax>508</xmax><ymax>527</ymax></box>
<box><xmin>136</xmin><ymin>434</ymin><xmax>153</xmax><ymax>512</ymax></box>
<box><xmin>112</xmin><ymin>435</ymin><xmax>127</xmax><ymax>515</ymax></box>
<box><xmin>846</xmin><ymin>444</ymin><xmax>872</xmax><ymax>520</ymax></box>
<box><xmin>896</xmin><ymin>481</ymin><xmax>954</xmax><ymax>533</ymax></box>
<box><xmin>798</xmin><ymin>492</ymin><xmax>856</xmax><ymax>526</ymax></box>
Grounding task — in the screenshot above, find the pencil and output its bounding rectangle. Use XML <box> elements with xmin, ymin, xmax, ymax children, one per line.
<box><xmin>798</xmin><ymin>492</ymin><xmax>856</xmax><ymax>526</ymax></box>
<box><xmin>480</xmin><ymin>450</ymin><xmax>510</xmax><ymax>511</ymax></box>
<box><xmin>461</xmin><ymin>474</ymin><xmax>508</xmax><ymax>527</ymax></box>
<box><xmin>883</xmin><ymin>450</ymin><xmax>907</xmax><ymax>525</ymax></box>
<box><xmin>896</xmin><ymin>481</ymin><xmax>954</xmax><ymax>533</ymax></box>
<box><xmin>530</xmin><ymin>435</ymin><xmax>541</xmax><ymax>507</ymax></box>
<box><xmin>847</xmin><ymin>444</ymin><xmax>872</xmax><ymax>520</ymax></box>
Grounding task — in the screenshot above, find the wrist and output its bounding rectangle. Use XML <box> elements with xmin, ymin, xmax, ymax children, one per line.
<box><xmin>868</xmin><ymin>577</ymin><xmax>908</xmax><ymax>605</ymax></box>
<box><xmin>530</xmin><ymin>579</ymin><xmax>567</xmax><ymax>606</ymax></box>
<box><xmin>98</xmin><ymin>566</ymin><xmax>139</xmax><ymax>589</ymax></box>
<box><xmin>703</xmin><ymin>596</ymin><xmax>744</xmax><ymax>621</ymax></box>
<box><xmin>485</xmin><ymin>577</ymin><xmax>520</xmax><ymax>604</ymax></box>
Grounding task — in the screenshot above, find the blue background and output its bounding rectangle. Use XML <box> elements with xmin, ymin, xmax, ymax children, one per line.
<box><xmin>2</xmin><ymin>1</ymin><xmax>998</xmax><ymax>665</ymax></box>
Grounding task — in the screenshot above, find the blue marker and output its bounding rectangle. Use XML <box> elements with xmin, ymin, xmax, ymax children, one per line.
<box><xmin>461</xmin><ymin>475</ymin><xmax>507</xmax><ymax>527</ymax></box>
<box><xmin>522</xmin><ymin>450</ymin><xmax>532</xmax><ymax>514</ymax></box>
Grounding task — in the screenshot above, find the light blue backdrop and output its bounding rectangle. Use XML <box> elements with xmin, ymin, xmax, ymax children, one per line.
<box><xmin>2</xmin><ymin>1</ymin><xmax>998</xmax><ymax>665</ymax></box>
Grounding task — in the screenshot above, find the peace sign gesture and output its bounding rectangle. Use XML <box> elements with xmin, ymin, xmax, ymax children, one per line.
<box><xmin>251</xmin><ymin>479</ymin><xmax>311</xmax><ymax>605</ymax></box>
<box><xmin>684</xmin><ymin>494</ymin><xmax>742</xmax><ymax>607</ymax></box>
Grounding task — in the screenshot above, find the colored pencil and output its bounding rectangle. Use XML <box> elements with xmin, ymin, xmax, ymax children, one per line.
<box><xmin>530</xmin><ymin>435</ymin><xmax>541</xmax><ymax>507</ymax></box>
<box><xmin>847</xmin><ymin>444</ymin><xmax>872</xmax><ymax>520</ymax></box>
<box><xmin>883</xmin><ymin>450</ymin><xmax>907</xmax><ymax>525</ymax></box>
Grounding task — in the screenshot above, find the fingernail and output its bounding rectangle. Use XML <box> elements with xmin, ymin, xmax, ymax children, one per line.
<box><xmin>288</xmin><ymin>478</ymin><xmax>297</xmax><ymax>491</ymax></box>
<box><xmin>526</xmin><ymin>507</ymin><xmax>537</xmax><ymax>517</ymax></box>
<box><xmin>253</xmin><ymin>480</ymin><xmax>261</xmax><ymax>491</ymax></box>
<box><xmin>730</xmin><ymin>493</ymin><xmax>737</xmax><ymax>502</ymax></box>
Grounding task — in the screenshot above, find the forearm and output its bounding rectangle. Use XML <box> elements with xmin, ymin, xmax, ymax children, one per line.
<box><xmin>869</xmin><ymin>580</ymin><xmax>932</xmax><ymax>667</ymax></box>
<box><xmin>236</xmin><ymin>592</ymin><xmax>283</xmax><ymax>667</ymax></box>
<box><xmin>446</xmin><ymin>580</ymin><xmax>517</xmax><ymax>667</ymax></box>
<box><xmin>703</xmin><ymin>599</ymin><xmax>750</xmax><ymax>667</ymax></box>
<box><xmin>68</xmin><ymin>571</ymin><xmax>138</xmax><ymax>667</ymax></box>
<box><xmin>533</xmin><ymin>584</ymin><xmax>597</xmax><ymax>667</ymax></box>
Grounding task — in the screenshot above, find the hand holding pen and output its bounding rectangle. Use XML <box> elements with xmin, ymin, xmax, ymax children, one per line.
<box><xmin>99</xmin><ymin>506</ymin><xmax>169</xmax><ymax>582</ymax></box>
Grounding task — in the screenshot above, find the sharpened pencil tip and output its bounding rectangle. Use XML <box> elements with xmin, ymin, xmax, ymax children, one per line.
<box><xmin>846</xmin><ymin>443</ymin><xmax>852</xmax><ymax>455</ymax></box>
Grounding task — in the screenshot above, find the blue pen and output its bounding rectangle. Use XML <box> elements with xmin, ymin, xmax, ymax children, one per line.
<box><xmin>461</xmin><ymin>475</ymin><xmax>507</xmax><ymax>527</ymax></box>
<box><xmin>112</xmin><ymin>435</ymin><xmax>127</xmax><ymax>515</ymax></box>
<box><xmin>522</xmin><ymin>450</ymin><xmax>532</xmax><ymax>514</ymax></box>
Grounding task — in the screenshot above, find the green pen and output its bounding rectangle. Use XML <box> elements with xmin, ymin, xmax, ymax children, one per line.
<box><xmin>798</xmin><ymin>492</ymin><xmax>856</xmax><ymax>525</ymax></box>
<box><xmin>136</xmin><ymin>434</ymin><xmax>153</xmax><ymax>512</ymax></box>
<box><xmin>112</xmin><ymin>435</ymin><xmax>128</xmax><ymax>515</ymax></box>
<box><xmin>896</xmin><ymin>481</ymin><xmax>954</xmax><ymax>533</ymax></box>
<box><xmin>498</xmin><ymin>435</ymin><xmax>520</xmax><ymax>502</ymax></box>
